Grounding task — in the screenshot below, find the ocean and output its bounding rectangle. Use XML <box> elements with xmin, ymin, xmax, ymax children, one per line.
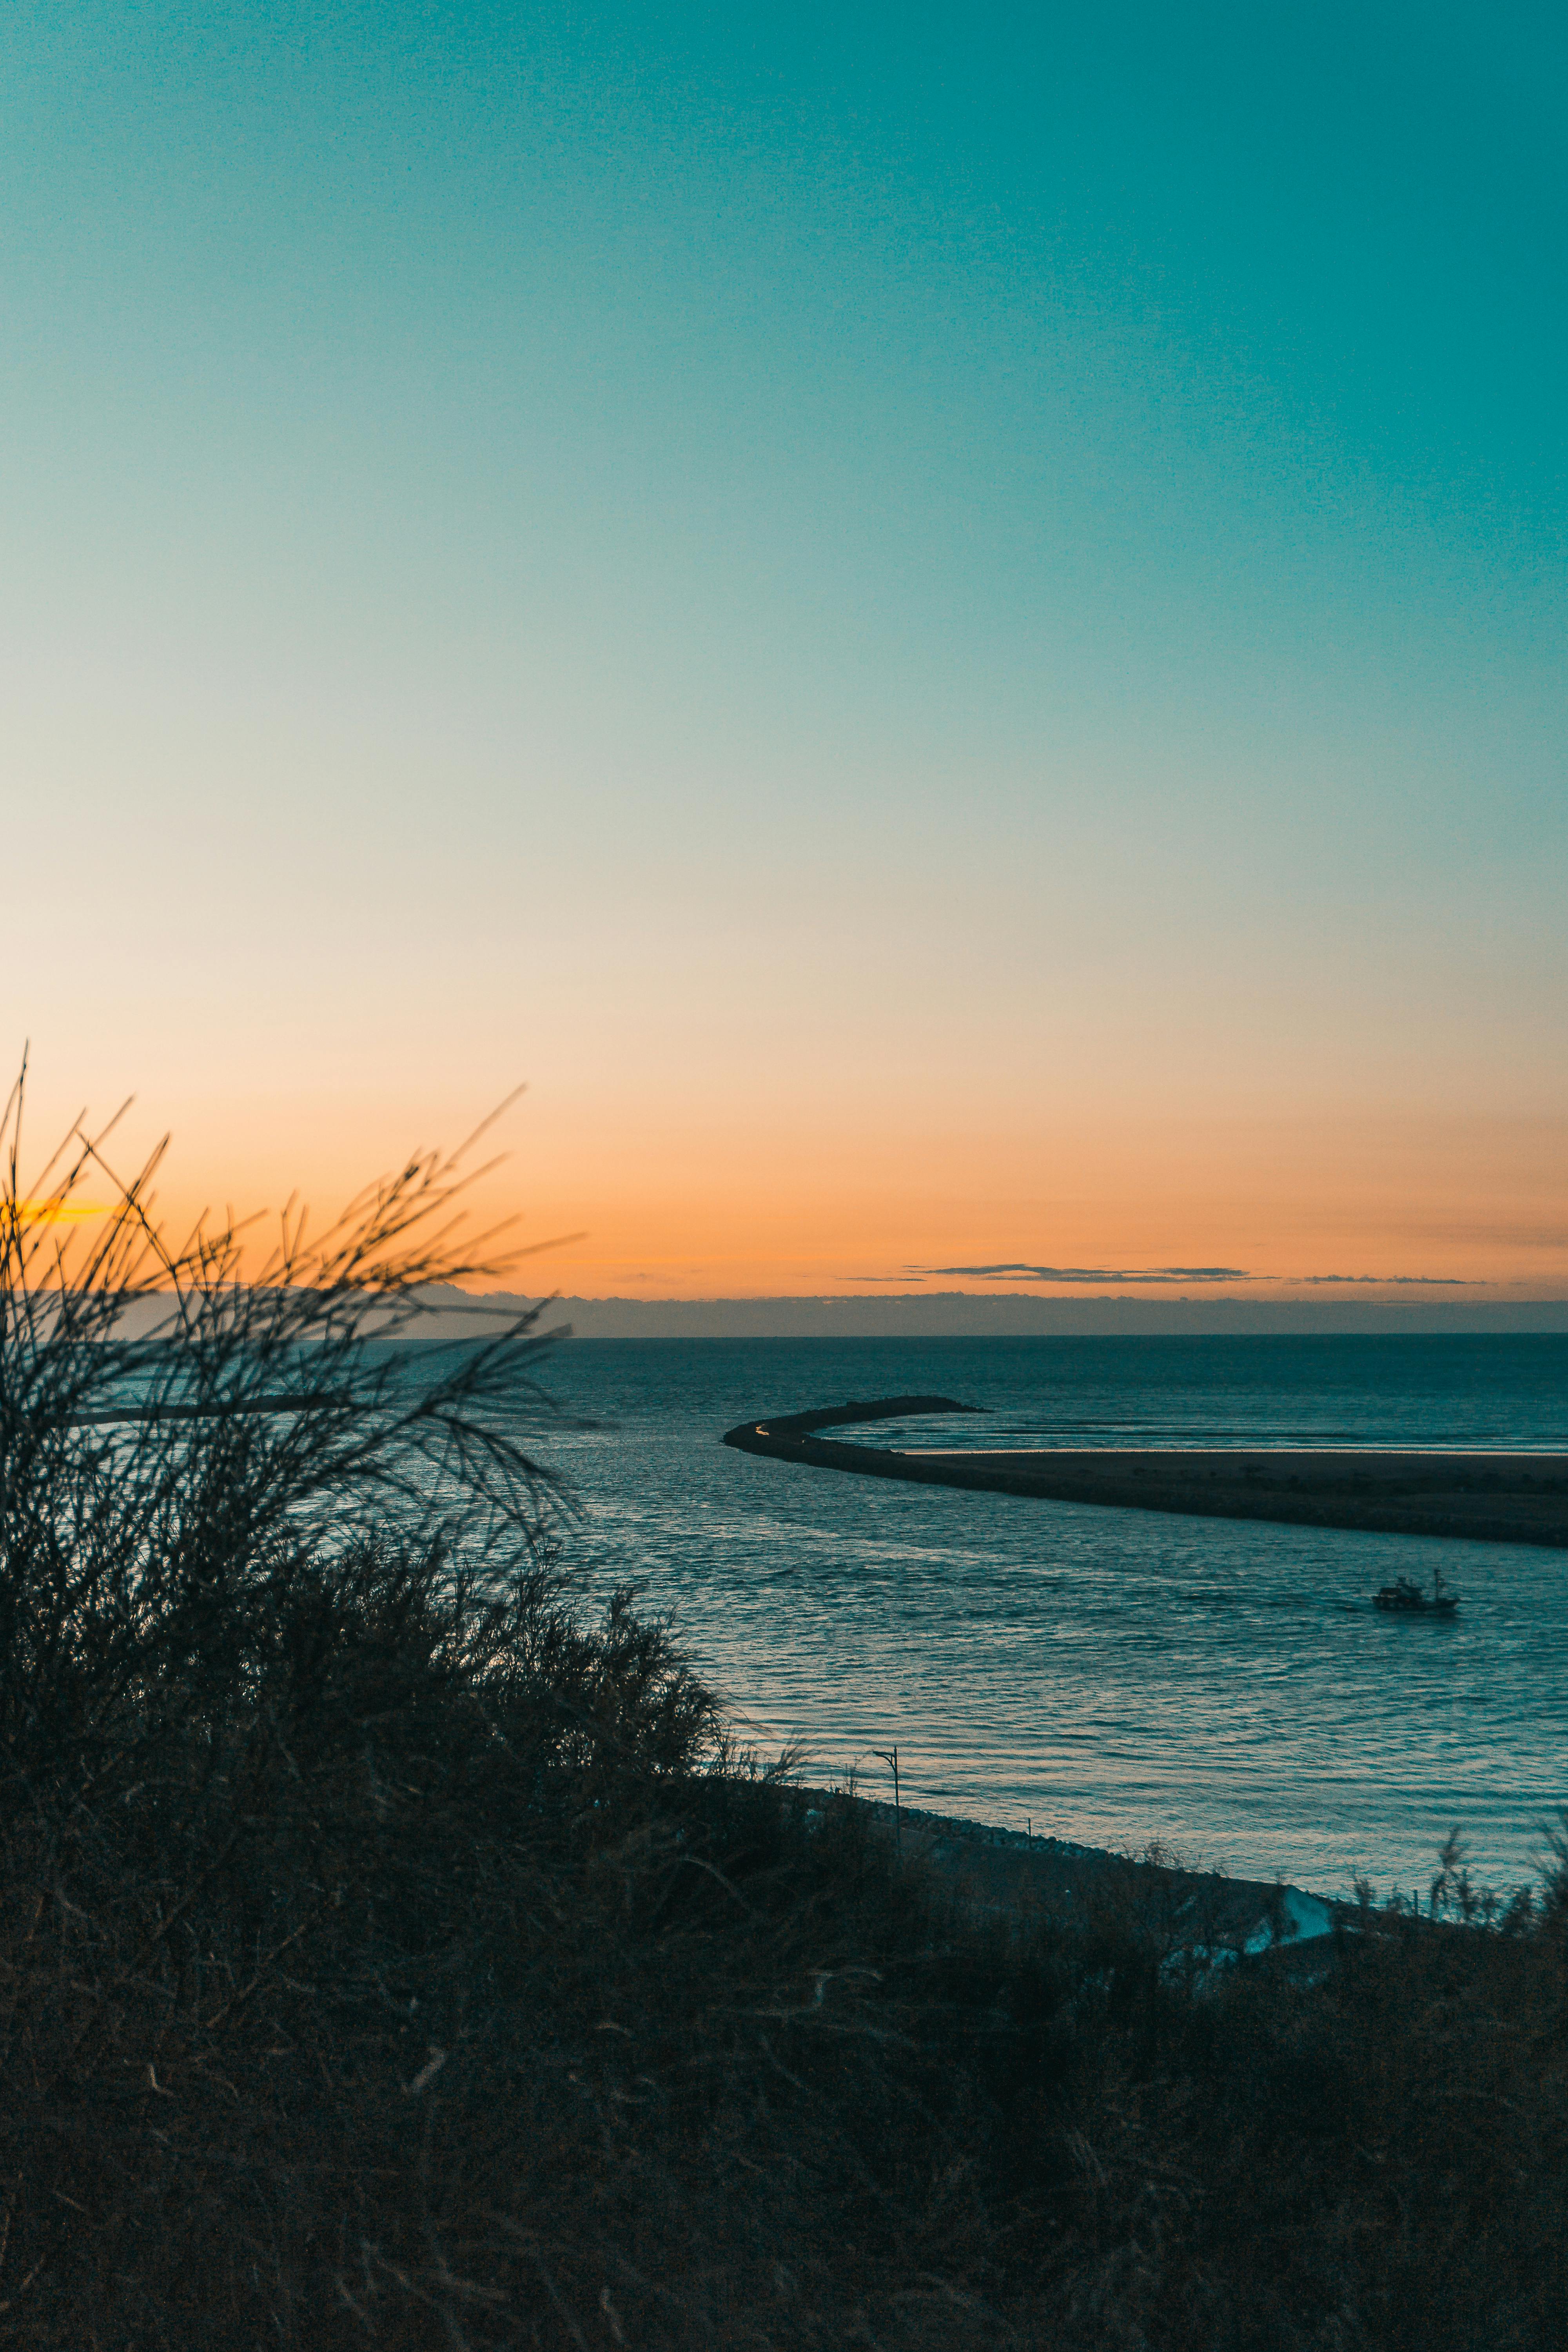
<box><xmin>526</xmin><ymin>1336</ymin><xmax>1568</xmax><ymax>1900</ymax></box>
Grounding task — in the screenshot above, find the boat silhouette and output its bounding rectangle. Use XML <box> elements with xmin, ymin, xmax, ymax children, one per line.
<box><xmin>1372</xmin><ymin>1569</ymin><xmax>1459</xmax><ymax>1615</ymax></box>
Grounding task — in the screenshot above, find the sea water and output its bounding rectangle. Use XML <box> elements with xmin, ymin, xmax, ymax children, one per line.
<box><xmin>523</xmin><ymin>1336</ymin><xmax>1568</xmax><ymax>1900</ymax></box>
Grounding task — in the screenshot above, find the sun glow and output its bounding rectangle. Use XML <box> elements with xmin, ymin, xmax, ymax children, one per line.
<box><xmin>7</xmin><ymin>1199</ymin><xmax>112</xmax><ymax>1227</ymax></box>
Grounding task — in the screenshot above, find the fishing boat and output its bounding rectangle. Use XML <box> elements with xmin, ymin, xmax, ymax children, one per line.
<box><xmin>1372</xmin><ymin>1569</ymin><xmax>1459</xmax><ymax>1615</ymax></box>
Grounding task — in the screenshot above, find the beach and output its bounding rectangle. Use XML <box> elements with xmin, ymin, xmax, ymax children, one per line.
<box><xmin>825</xmin><ymin>1789</ymin><xmax>1345</xmax><ymax>1963</ymax></box>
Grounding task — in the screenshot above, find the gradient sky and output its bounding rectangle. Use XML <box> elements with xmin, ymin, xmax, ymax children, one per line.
<box><xmin>6</xmin><ymin>2</ymin><xmax>1565</xmax><ymax>1296</ymax></box>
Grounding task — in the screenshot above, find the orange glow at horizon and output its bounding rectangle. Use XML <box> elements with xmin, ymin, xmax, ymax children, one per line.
<box><xmin>24</xmin><ymin>1087</ymin><xmax>1560</xmax><ymax>1304</ymax></box>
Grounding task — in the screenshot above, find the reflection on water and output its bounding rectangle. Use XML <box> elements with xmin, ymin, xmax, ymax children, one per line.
<box><xmin>524</xmin><ymin>1338</ymin><xmax>1568</xmax><ymax>1898</ymax></box>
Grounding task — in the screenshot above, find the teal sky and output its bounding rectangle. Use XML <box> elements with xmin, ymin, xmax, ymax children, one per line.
<box><xmin>6</xmin><ymin>3</ymin><xmax>1565</xmax><ymax>1292</ymax></box>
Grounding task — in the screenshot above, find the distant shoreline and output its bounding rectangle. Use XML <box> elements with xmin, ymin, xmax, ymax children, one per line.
<box><xmin>421</xmin><ymin>1286</ymin><xmax>1568</xmax><ymax>1338</ymax></box>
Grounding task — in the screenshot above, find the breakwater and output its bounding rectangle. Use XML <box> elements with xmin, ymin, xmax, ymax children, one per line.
<box><xmin>722</xmin><ymin>1396</ymin><xmax>1568</xmax><ymax>1547</ymax></box>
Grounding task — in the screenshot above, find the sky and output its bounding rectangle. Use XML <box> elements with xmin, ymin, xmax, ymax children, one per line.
<box><xmin>5</xmin><ymin>1</ymin><xmax>1565</xmax><ymax>1299</ymax></box>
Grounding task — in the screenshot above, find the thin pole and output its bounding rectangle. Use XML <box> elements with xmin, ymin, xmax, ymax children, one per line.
<box><xmin>873</xmin><ymin>1746</ymin><xmax>901</xmax><ymax>1857</ymax></box>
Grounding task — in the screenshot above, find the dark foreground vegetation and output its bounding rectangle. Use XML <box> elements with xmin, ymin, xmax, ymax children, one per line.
<box><xmin>2</xmin><ymin>1082</ymin><xmax>1565</xmax><ymax>2348</ymax></box>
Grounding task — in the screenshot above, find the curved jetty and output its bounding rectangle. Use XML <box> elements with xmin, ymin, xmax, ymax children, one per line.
<box><xmin>722</xmin><ymin>1397</ymin><xmax>1568</xmax><ymax>1548</ymax></box>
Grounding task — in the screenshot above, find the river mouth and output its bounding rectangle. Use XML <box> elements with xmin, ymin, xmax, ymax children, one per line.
<box><xmin>537</xmin><ymin>1336</ymin><xmax>1568</xmax><ymax>1898</ymax></box>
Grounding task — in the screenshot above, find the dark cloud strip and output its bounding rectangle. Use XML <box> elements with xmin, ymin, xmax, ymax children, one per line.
<box><xmin>907</xmin><ymin>1265</ymin><xmax>1483</xmax><ymax>1287</ymax></box>
<box><xmin>1297</xmin><ymin>1274</ymin><xmax>1482</xmax><ymax>1287</ymax></box>
<box><xmin>925</xmin><ymin>1264</ymin><xmax>1251</xmax><ymax>1285</ymax></box>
